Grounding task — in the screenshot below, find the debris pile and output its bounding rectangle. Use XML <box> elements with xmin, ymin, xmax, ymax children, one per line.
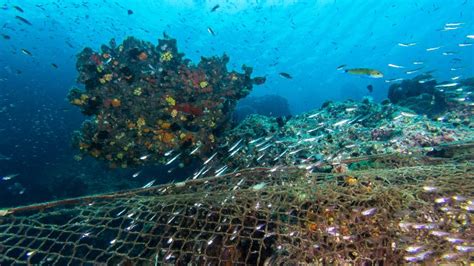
<box><xmin>68</xmin><ymin>36</ymin><xmax>263</xmax><ymax>168</ymax></box>
<box><xmin>210</xmin><ymin>95</ymin><xmax>473</xmax><ymax>174</ymax></box>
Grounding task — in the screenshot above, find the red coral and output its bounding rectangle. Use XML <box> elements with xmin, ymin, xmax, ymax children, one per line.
<box><xmin>90</xmin><ymin>54</ymin><xmax>102</xmax><ymax>65</ymax></box>
<box><xmin>175</xmin><ymin>103</ymin><xmax>203</xmax><ymax>116</ymax></box>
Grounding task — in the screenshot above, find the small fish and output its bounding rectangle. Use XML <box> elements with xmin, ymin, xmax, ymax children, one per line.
<box><xmin>413</xmin><ymin>61</ymin><xmax>424</xmax><ymax>65</ymax></box>
<box><xmin>15</xmin><ymin>15</ymin><xmax>32</xmax><ymax>25</ymax></box>
<box><xmin>333</xmin><ymin>119</ymin><xmax>351</xmax><ymax>127</ymax></box>
<box><xmin>404</xmin><ymin>251</ymin><xmax>433</xmax><ymax>262</ymax></box>
<box><xmin>228</xmin><ymin>139</ymin><xmax>243</xmax><ymax>153</ymax></box>
<box><xmin>426</xmin><ymin>46</ymin><xmax>442</xmax><ymax>51</ymax></box>
<box><xmin>21</xmin><ymin>48</ymin><xmax>32</xmax><ymax>56</ymax></box>
<box><xmin>1</xmin><ymin>34</ymin><xmax>10</xmax><ymax>40</ymax></box>
<box><xmin>210</xmin><ymin>4</ymin><xmax>220</xmax><ymax>12</ymax></box>
<box><xmin>336</xmin><ymin>64</ymin><xmax>346</xmax><ymax>70</ymax></box>
<box><xmin>207</xmin><ymin>27</ymin><xmax>215</xmax><ymax>36</ymax></box>
<box><xmin>451</xmin><ymin>75</ymin><xmax>461</xmax><ymax>80</ymax></box>
<box><xmin>423</xmin><ymin>186</ymin><xmax>438</xmax><ymax>192</ymax></box>
<box><xmin>142</xmin><ymin>180</ymin><xmax>155</xmax><ymax>188</ymax></box>
<box><xmin>467</xmin><ymin>35</ymin><xmax>474</xmax><ymax>39</ymax></box>
<box><xmin>139</xmin><ymin>154</ymin><xmax>150</xmax><ymax>160</ymax></box>
<box><xmin>13</xmin><ymin>6</ymin><xmax>24</xmax><ymax>12</ymax></box>
<box><xmin>367</xmin><ymin>84</ymin><xmax>373</xmax><ymax>93</ymax></box>
<box><xmin>132</xmin><ymin>171</ymin><xmax>142</xmax><ymax>178</ymax></box>
<box><xmin>398</xmin><ymin>42</ymin><xmax>416</xmax><ymax>47</ymax></box>
<box><xmin>345</xmin><ymin>68</ymin><xmax>383</xmax><ymax>78</ymax></box>
<box><xmin>203</xmin><ymin>152</ymin><xmax>217</xmax><ymax>164</ymax></box>
<box><xmin>2</xmin><ymin>173</ymin><xmax>19</xmax><ymax>181</ymax></box>
<box><xmin>279</xmin><ymin>72</ymin><xmax>292</xmax><ymax>79</ymax></box>
<box><xmin>361</xmin><ymin>208</ymin><xmax>377</xmax><ymax>216</ymax></box>
<box><xmin>51</xmin><ymin>63</ymin><xmax>58</xmax><ymax>68</ymax></box>
<box><xmin>435</xmin><ymin>82</ymin><xmax>458</xmax><ymax>88</ymax></box>
<box><xmin>189</xmin><ymin>145</ymin><xmax>200</xmax><ymax>155</ymax></box>
<box><xmin>253</xmin><ymin>76</ymin><xmax>266</xmax><ymax>85</ymax></box>
<box><xmin>388</xmin><ymin>63</ymin><xmax>404</xmax><ymax>69</ymax></box>
<box><xmin>418</xmin><ymin>77</ymin><xmax>435</xmax><ymax>84</ymax></box>
<box><xmin>127</xmin><ymin>9</ymin><xmax>133</xmax><ymax>15</ymax></box>
<box><xmin>165</xmin><ymin>153</ymin><xmax>181</xmax><ymax>165</ymax></box>
<box><xmin>442</xmin><ymin>51</ymin><xmax>456</xmax><ymax>56</ymax></box>
<box><xmin>443</xmin><ymin>26</ymin><xmax>460</xmax><ymax>31</ymax></box>
<box><xmin>400</xmin><ymin>111</ymin><xmax>417</xmax><ymax>117</ymax></box>
<box><xmin>445</xmin><ymin>22</ymin><xmax>463</xmax><ymax>27</ymax></box>
<box><xmin>405</xmin><ymin>67</ymin><xmax>424</xmax><ymax>75</ymax></box>
<box><xmin>458</xmin><ymin>43</ymin><xmax>472</xmax><ymax>47</ymax></box>
<box><xmin>385</xmin><ymin>78</ymin><xmax>404</xmax><ymax>83</ymax></box>
<box><xmin>406</xmin><ymin>245</ymin><xmax>424</xmax><ymax>253</ymax></box>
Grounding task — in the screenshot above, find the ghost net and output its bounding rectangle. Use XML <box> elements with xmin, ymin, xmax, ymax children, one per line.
<box><xmin>0</xmin><ymin>142</ymin><xmax>473</xmax><ymax>265</ymax></box>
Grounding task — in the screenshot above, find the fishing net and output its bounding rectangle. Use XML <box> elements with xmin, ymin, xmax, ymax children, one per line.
<box><xmin>0</xmin><ymin>142</ymin><xmax>473</xmax><ymax>264</ymax></box>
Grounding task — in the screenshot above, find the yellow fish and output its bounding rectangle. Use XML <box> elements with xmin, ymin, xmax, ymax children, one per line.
<box><xmin>345</xmin><ymin>68</ymin><xmax>383</xmax><ymax>78</ymax></box>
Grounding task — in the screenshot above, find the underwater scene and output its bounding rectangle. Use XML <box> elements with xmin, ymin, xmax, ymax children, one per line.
<box><xmin>0</xmin><ymin>0</ymin><xmax>473</xmax><ymax>264</ymax></box>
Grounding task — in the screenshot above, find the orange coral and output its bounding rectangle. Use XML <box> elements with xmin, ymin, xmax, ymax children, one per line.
<box><xmin>111</xmin><ymin>98</ymin><xmax>121</xmax><ymax>107</ymax></box>
<box><xmin>161</xmin><ymin>122</ymin><xmax>171</xmax><ymax>129</ymax></box>
<box><xmin>90</xmin><ymin>149</ymin><xmax>101</xmax><ymax>157</ymax></box>
<box><xmin>161</xmin><ymin>132</ymin><xmax>175</xmax><ymax>144</ymax></box>
<box><xmin>79</xmin><ymin>142</ymin><xmax>90</xmax><ymax>150</ymax></box>
<box><xmin>138</xmin><ymin>52</ymin><xmax>148</xmax><ymax>61</ymax></box>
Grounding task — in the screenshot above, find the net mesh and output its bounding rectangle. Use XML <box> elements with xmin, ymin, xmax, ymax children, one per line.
<box><xmin>0</xmin><ymin>142</ymin><xmax>473</xmax><ymax>264</ymax></box>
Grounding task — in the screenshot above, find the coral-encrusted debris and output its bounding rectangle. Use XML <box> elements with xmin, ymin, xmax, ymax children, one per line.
<box><xmin>68</xmin><ymin>36</ymin><xmax>264</xmax><ymax>167</ymax></box>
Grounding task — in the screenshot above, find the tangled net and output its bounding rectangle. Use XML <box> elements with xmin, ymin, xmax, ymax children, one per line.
<box><xmin>0</xmin><ymin>142</ymin><xmax>472</xmax><ymax>264</ymax></box>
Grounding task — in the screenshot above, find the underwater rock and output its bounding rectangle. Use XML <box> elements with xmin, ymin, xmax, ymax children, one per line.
<box><xmin>387</xmin><ymin>74</ymin><xmax>448</xmax><ymax>116</ymax></box>
<box><xmin>233</xmin><ymin>94</ymin><xmax>291</xmax><ymax>123</ymax></box>
<box><xmin>68</xmin><ymin>36</ymin><xmax>264</xmax><ymax>167</ymax></box>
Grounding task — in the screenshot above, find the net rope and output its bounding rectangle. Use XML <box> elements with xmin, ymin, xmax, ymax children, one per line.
<box><xmin>0</xmin><ymin>142</ymin><xmax>473</xmax><ymax>264</ymax></box>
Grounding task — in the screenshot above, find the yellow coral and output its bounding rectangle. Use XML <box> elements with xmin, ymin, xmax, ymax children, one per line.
<box><xmin>104</xmin><ymin>74</ymin><xmax>113</xmax><ymax>82</ymax></box>
<box><xmin>165</xmin><ymin>95</ymin><xmax>176</xmax><ymax>106</ymax></box>
<box><xmin>133</xmin><ymin>87</ymin><xmax>143</xmax><ymax>96</ymax></box>
<box><xmin>160</xmin><ymin>51</ymin><xmax>173</xmax><ymax>62</ymax></box>
<box><xmin>137</xmin><ymin>117</ymin><xmax>146</xmax><ymax>128</ymax></box>
<box><xmin>199</xmin><ymin>81</ymin><xmax>208</xmax><ymax>88</ymax></box>
<box><xmin>116</xmin><ymin>153</ymin><xmax>124</xmax><ymax>159</ymax></box>
<box><xmin>161</xmin><ymin>132</ymin><xmax>175</xmax><ymax>144</ymax></box>
<box><xmin>72</xmin><ymin>98</ymin><xmax>83</xmax><ymax>105</ymax></box>
<box><xmin>171</xmin><ymin>109</ymin><xmax>178</xmax><ymax>118</ymax></box>
<box><xmin>80</xmin><ymin>94</ymin><xmax>89</xmax><ymax>101</ymax></box>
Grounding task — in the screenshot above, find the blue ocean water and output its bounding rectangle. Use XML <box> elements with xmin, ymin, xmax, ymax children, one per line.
<box><xmin>0</xmin><ymin>0</ymin><xmax>473</xmax><ymax>207</ymax></box>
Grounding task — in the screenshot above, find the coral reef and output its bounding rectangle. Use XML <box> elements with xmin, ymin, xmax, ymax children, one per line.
<box><xmin>68</xmin><ymin>36</ymin><xmax>264</xmax><ymax>167</ymax></box>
